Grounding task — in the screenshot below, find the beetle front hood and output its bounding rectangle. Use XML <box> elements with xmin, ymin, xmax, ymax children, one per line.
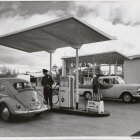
<box><xmin>16</xmin><ymin>90</ymin><xmax>42</xmax><ymax>110</ymax></box>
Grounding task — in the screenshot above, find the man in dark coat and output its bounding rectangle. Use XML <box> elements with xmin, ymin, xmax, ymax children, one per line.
<box><xmin>41</xmin><ymin>69</ymin><xmax>54</xmax><ymax>108</ymax></box>
<box><xmin>92</xmin><ymin>73</ymin><xmax>102</xmax><ymax>101</ymax></box>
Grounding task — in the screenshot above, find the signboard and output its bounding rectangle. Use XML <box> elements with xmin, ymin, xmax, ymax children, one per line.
<box><xmin>87</xmin><ymin>100</ymin><xmax>104</xmax><ymax>113</ymax></box>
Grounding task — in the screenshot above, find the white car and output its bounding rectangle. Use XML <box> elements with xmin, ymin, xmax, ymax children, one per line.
<box><xmin>79</xmin><ymin>76</ymin><xmax>140</xmax><ymax>103</ymax></box>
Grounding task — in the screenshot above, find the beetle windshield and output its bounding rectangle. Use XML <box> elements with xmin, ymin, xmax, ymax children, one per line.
<box><xmin>14</xmin><ymin>82</ymin><xmax>33</xmax><ymax>91</ymax></box>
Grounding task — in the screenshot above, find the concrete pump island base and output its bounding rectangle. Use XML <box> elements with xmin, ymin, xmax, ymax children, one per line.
<box><xmin>51</xmin><ymin>108</ymin><xmax>110</xmax><ymax>117</ymax></box>
<box><xmin>51</xmin><ymin>75</ymin><xmax>110</xmax><ymax>117</ymax></box>
<box><xmin>0</xmin><ymin>16</ymin><xmax>115</xmax><ymax>118</ymax></box>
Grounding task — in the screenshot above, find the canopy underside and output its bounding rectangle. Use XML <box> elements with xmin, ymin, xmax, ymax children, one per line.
<box><xmin>0</xmin><ymin>16</ymin><xmax>115</xmax><ymax>53</ymax></box>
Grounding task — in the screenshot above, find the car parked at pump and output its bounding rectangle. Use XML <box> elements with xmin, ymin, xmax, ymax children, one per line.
<box><xmin>79</xmin><ymin>76</ymin><xmax>140</xmax><ymax>103</ymax></box>
<box><xmin>0</xmin><ymin>78</ymin><xmax>48</xmax><ymax>121</ymax></box>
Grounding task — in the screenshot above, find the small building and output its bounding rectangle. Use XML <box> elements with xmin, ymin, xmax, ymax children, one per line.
<box><xmin>16</xmin><ymin>74</ymin><xmax>30</xmax><ymax>81</ymax></box>
<box><xmin>124</xmin><ymin>54</ymin><xmax>140</xmax><ymax>84</ymax></box>
<box><xmin>17</xmin><ymin>72</ymin><xmax>44</xmax><ymax>86</ymax></box>
<box><xmin>62</xmin><ymin>51</ymin><xmax>140</xmax><ymax>84</ymax></box>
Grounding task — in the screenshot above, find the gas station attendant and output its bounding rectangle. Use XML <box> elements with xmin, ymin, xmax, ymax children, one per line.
<box><xmin>41</xmin><ymin>69</ymin><xmax>54</xmax><ymax>109</ymax></box>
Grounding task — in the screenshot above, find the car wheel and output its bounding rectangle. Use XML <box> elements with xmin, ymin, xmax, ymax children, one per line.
<box><xmin>1</xmin><ymin>104</ymin><xmax>13</xmax><ymax>122</ymax></box>
<box><xmin>84</xmin><ymin>92</ymin><xmax>92</xmax><ymax>100</ymax></box>
<box><xmin>122</xmin><ymin>93</ymin><xmax>133</xmax><ymax>103</ymax></box>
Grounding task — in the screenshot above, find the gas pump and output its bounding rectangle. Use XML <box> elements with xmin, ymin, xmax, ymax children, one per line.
<box><xmin>59</xmin><ymin>76</ymin><xmax>75</xmax><ymax>108</ymax></box>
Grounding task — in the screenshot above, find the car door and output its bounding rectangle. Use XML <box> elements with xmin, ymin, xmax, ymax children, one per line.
<box><xmin>99</xmin><ymin>78</ymin><xmax>115</xmax><ymax>98</ymax></box>
<box><xmin>108</xmin><ymin>77</ymin><xmax>124</xmax><ymax>98</ymax></box>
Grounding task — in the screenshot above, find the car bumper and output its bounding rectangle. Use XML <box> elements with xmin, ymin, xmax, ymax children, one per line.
<box><xmin>133</xmin><ymin>95</ymin><xmax>140</xmax><ymax>98</ymax></box>
<box><xmin>15</xmin><ymin>107</ymin><xmax>48</xmax><ymax>115</ymax></box>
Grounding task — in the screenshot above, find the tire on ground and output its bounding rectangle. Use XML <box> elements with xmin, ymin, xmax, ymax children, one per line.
<box><xmin>0</xmin><ymin>103</ymin><xmax>13</xmax><ymax>122</ymax></box>
<box><xmin>84</xmin><ymin>92</ymin><xmax>92</xmax><ymax>100</ymax></box>
<box><xmin>121</xmin><ymin>92</ymin><xmax>133</xmax><ymax>103</ymax></box>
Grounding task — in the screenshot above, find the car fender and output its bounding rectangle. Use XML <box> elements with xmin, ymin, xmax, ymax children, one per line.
<box><xmin>119</xmin><ymin>91</ymin><xmax>132</xmax><ymax>99</ymax></box>
<box><xmin>79</xmin><ymin>88</ymin><xmax>93</xmax><ymax>96</ymax></box>
<box><xmin>0</xmin><ymin>96</ymin><xmax>25</xmax><ymax>115</ymax></box>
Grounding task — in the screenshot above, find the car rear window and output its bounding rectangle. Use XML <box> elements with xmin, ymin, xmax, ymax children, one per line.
<box><xmin>14</xmin><ymin>82</ymin><xmax>33</xmax><ymax>91</ymax></box>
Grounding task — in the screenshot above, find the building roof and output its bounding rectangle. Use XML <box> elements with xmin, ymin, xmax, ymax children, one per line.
<box><xmin>62</xmin><ymin>51</ymin><xmax>130</xmax><ymax>64</ymax></box>
<box><xmin>0</xmin><ymin>16</ymin><xmax>115</xmax><ymax>53</ymax></box>
<box><xmin>128</xmin><ymin>54</ymin><xmax>140</xmax><ymax>60</ymax></box>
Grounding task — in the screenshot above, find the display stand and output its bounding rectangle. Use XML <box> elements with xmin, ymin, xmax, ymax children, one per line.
<box><xmin>86</xmin><ymin>89</ymin><xmax>105</xmax><ymax>114</ymax></box>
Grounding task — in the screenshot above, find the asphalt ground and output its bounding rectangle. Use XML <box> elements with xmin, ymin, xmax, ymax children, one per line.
<box><xmin>0</xmin><ymin>96</ymin><xmax>140</xmax><ymax>137</ymax></box>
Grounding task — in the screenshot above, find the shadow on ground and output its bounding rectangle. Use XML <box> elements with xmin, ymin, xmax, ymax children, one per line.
<box><xmin>1</xmin><ymin>111</ymin><xmax>53</xmax><ymax>124</ymax></box>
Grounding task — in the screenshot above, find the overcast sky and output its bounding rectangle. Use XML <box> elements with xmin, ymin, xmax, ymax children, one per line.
<box><xmin>0</xmin><ymin>1</ymin><xmax>140</xmax><ymax>72</ymax></box>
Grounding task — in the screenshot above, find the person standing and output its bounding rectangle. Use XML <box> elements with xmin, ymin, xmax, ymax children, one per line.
<box><xmin>41</xmin><ymin>69</ymin><xmax>54</xmax><ymax>109</ymax></box>
<box><xmin>92</xmin><ymin>73</ymin><xmax>102</xmax><ymax>101</ymax></box>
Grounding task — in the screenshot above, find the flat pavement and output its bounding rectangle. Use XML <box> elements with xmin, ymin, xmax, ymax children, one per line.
<box><xmin>0</xmin><ymin>97</ymin><xmax>140</xmax><ymax>137</ymax></box>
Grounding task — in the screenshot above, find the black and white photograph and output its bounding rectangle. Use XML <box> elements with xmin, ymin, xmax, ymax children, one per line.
<box><xmin>0</xmin><ymin>0</ymin><xmax>140</xmax><ymax>139</ymax></box>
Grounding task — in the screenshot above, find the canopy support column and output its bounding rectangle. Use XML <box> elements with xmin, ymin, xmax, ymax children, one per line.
<box><xmin>48</xmin><ymin>50</ymin><xmax>55</xmax><ymax>74</ymax></box>
<box><xmin>62</xmin><ymin>59</ymin><xmax>66</xmax><ymax>76</ymax></box>
<box><xmin>50</xmin><ymin>52</ymin><xmax>52</xmax><ymax>73</ymax></box>
<box><xmin>72</xmin><ymin>45</ymin><xmax>81</xmax><ymax>110</ymax></box>
<box><xmin>114</xmin><ymin>59</ymin><xmax>118</xmax><ymax>75</ymax></box>
<box><xmin>109</xmin><ymin>64</ymin><xmax>111</xmax><ymax>75</ymax></box>
<box><xmin>76</xmin><ymin>48</ymin><xmax>79</xmax><ymax>109</ymax></box>
<box><xmin>122</xmin><ymin>65</ymin><xmax>124</xmax><ymax>78</ymax></box>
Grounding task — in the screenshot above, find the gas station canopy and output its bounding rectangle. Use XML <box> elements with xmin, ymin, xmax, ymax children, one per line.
<box><xmin>0</xmin><ymin>16</ymin><xmax>116</xmax><ymax>109</ymax></box>
<box><xmin>0</xmin><ymin>16</ymin><xmax>115</xmax><ymax>53</ymax></box>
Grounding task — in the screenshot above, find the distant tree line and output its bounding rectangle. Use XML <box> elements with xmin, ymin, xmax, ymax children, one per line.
<box><xmin>0</xmin><ymin>66</ymin><xmax>18</xmax><ymax>78</ymax></box>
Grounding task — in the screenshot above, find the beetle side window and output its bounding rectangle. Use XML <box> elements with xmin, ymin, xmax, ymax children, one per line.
<box><xmin>0</xmin><ymin>84</ymin><xmax>5</xmax><ymax>92</ymax></box>
<box><xmin>24</xmin><ymin>82</ymin><xmax>32</xmax><ymax>88</ymax></box>
<box><xmin>15</xmin><ymin>83</ymin><xmax>23</xmax><ymax>90</ymax></box>
<box><xmin>14</xmin><ymin>82</ymin><xmax>33</xmax><ymax>91</ymax></box>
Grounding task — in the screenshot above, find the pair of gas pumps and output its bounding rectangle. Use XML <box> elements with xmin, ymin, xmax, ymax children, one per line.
<box><xmin>58</xmin><ymin>75</ymin><xmax>104</xmax><ymax>114</ymax></box>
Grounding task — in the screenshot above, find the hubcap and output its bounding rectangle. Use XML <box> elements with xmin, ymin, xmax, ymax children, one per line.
<box><xmin>124</xmin><ymin>94</ymin><xmax>130</xmax><ymax>102</ymax></box>
<box><xmin>86</xmin><ymin>93</ymin><xmax>92</xmax><ymax>100</ymax></box>
<box><xmin>2</xmin><ymin>107</ymin><xmax>10</xmax><ymax>120</ymax></box>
